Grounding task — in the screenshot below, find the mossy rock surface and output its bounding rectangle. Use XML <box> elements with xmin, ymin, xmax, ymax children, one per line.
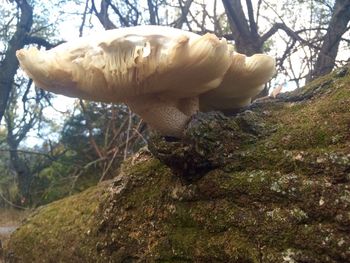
<box><xmin>5</xmin><ymin>67</ymin><xmax>350</xmax><ymax>262</ymax></box>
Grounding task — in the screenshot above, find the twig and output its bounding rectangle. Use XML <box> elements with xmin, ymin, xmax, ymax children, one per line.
<box><xmin>133</xmin><ymin>126</ymin><xmax>147</xmax><ymax>145</ymax></box>
<box><xmin>69</xmin><ymin>157</ymin><xmax>107</xmax><ymax>194</ymax></box>
<box><xmin>79</xmin><ymin>0</ymin><xmax>90</xmax><ymax>37</ymax></box>
<box><xmin>0</xmin><ymin>191</ymin><xmax>28</xmax><ymax>210</ymax></box>
<box><xmin>99</xmin><ymin>147</ymin><xmax>119</xmax><ymax>182</ymax></box>
<box><xmin>123</xmin><ymin>108</ymin><xmax>132</xmax><ymax>160</ymax></box>
<box><xmin>79</xmin><ymin>100</ymin><xmax>104</xmax><ymax>159</ymax></box>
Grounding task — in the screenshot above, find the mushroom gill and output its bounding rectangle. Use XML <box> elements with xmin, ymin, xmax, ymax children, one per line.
<box><xmin>16</xmin><ymin>25</ymin><xmax>275</xmax><ymax>137</ymax></box>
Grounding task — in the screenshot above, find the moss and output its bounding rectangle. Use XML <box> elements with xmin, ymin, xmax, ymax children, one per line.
<box><xmin>157</xmin><ymin>227</ymin><xmax>258</xmax><ymax>262</ymax></box>
<box><xmin>6</xmin><ymin>184</ymin><xmax>108</xmax><ymax>262</ymax></box>
<box><xmin>5</xmin><ymin>67</ymin><xmax>350</xmax><ymax>262</ymax></box>
<box><xmin>267</xmin><ymin>73</ymin><xmax>350</xmax><ymax>151</ymax></box>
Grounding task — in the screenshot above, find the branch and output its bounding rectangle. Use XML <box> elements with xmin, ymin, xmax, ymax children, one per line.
<box><xmin>105</xmin><ymin>0</ymin><xmax>130</xmax><ymax>27</ymax></box>
<box><xmin>147</xmin><ymin>0</ymin><xmax>157</xmax><ymax>25</ymax></box>
<box><xmin>261</xmin><ymin>22</ymin><xmax>319</xmax><ymax>50</ymax></box>
<box><xmin>0</xmin><ymin>148</ymin><xmax>60</xmax><ymax>160</ymax></box>
<box><xmin>91</xmin><ymin>0</ymin><xmax>117</xmax><ymax>29</ymax></box>
<box><xmin>21</xmin><ymin>78</ymin><xmax>32</xmax><ymax>112</ymax></box>
<box><xmin>24</xmin><ymin>36</ymin><xmax>57</xmax><ymax>49</ymax></box>
<box><xmin>255</xmin><ymin>0</ymin><xmax>262</xmax><ymax>27</ymax></box>
<box><xmin>0</xmin><ymin>190</ymin><xmax>28</xmax><ymax>210</ymax></box>
<box><xmin>173</xmin><ymin>0</ymin><xmax>193</xmax><ymax>29</ymax></box>
<box><xmin>277</xmin><ymin>38</ymin><xmax>297</xmax><ymax>70</ymax></box>
<box><xmin>123</xmin><ymin>108</ymin><xmax>132</xmax><ymax>160</ymax></box>
<box><xmin>245</xmin><ymin>0</ymin><xmax>258</xmax><ymax>36</ymax></box>
<box><xmin>0</xmin><ymin>0</ymin><xmax>33</xmax><ymax>124</ymax></box>
<box><xmin>124</xmin><ymin>0</ymin><xmax>140</xmax><ymax>26</ymax></box>
<box><xmin>341</xmin><ymin>37</ymin><xmax>350</xmax><ymax>44</ymax></box>
<box><xmin>79</xmin><ymin>0</ymin><xmax>90</xmax><ymax>37</ymax></box>
<box><xmin>222</xmin><ymin>0</ymin><xmax>247</xmax><ymax>35</ymax></box>
<box><xmin>79</xmin><ymin>100</ymin><xmax>104</xmax><ymax>159</ymax></box>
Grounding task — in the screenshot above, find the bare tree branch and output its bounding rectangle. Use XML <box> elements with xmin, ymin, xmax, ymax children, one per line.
<box><xmin>147</xmin><ymin>0</ymin><xmax>157</xmax><ymax>25</ymax></box>
<box><xmin>24</xmin><ymin>36</ymin><xmax>57</xmax><ymax>49</ymax></box>
<box><xmin>79</xmin><ymin>100</ymin><xmax>104</xmax><ymax>159</ymax></box>
<box><xmin>91</xmin><ymin>0</ymin><xmax>117</xmax><ymax>29</ymax></box>
<box><xmin>105</xmin><ymin>0</ymin><xmax>130</xmax><ymax>27</ymax></box>
<box><xmin>173</xmin><ymin>0</ymin><xmax>193</xmax><ymax>29</ymax></box>
<box><xmin>79</xmin><ymin>0</ymin><xmax>90</xmax><ymax>37</ymax></box>
<box><xmin>245</xmin><ymin>0</ymin><xmax>258</xmax><ymax>37</ymax></box>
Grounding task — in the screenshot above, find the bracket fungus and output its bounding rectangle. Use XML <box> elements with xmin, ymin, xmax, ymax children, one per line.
<box><xmin>16</xmin><ymin>25</ymin><xmax>275</xmax><ymax>137</ymax></box>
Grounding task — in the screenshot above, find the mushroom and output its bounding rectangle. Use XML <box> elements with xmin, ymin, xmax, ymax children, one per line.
<box><xmin>199</xmin><ymin>52</ymin><xmax>276</xmax><ymax>114</ymax></box>
<box><xmin>16</xmin><ymin>25</ymin><xmax>231</xmax><ymax>137</ymax></box>
<box><xmin>16</xmin><ymin>25</ymin><xmax>275</xmax><ymax>137</ymax></box>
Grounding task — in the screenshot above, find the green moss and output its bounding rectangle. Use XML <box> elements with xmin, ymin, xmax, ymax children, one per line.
<box><xmin>157</xmin><ymin>227</ymin><xmax>259</xmax><ymax>262</ymax></box>
<box><xmin>6</xmin><ymin>184</ymin><xmax>108</xmax><ymax>262</ymax></box>
<box><xmin>5</xmin><ymin>68</ymin><xmax>350</xmax><ymax>262</ymax></box>
<box><xmin>262</xmin><ymin>72</ymin><xmax>350</xmax><ymax>151</ymax></box>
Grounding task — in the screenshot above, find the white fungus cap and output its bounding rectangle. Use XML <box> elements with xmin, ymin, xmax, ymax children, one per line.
<box><xmin>16</xmin><ymin>26</ymin><xmax>230</xmax><ymax>102</ymax></box>
<box><xmin>199</xmin><ymin>52</ymin><xmax>276</xmax><ymax>112</ymax></box>
<box><xmin>16</xmin><ymin>25</ymin><xmax>275</xmax><ymax>137</ymax></box>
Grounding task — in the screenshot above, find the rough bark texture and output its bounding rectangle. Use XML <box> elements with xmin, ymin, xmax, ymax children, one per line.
<box><xmin>0</xmin><ymin>0</ymin><xmax>33</xmax><ymax>124</ymax></box>
<box><xmin>4</xmin><ymin>67</ymin><xmax>350</xmax><ymax>262</ymax></box>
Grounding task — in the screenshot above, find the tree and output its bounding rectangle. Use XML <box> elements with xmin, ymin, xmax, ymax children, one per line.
<box><xmin>0</xmin><ymin>0</ymin><xmax>33</xmax><ymax>124</ymax></box>
<box><xmin>0</xmin><ymin>0</ymin><xmax>65</xmax><ymax>204</ymax></box>
<box><xmin>0</xmin><ymin>0</ymin><xmax>55</xmax><ymax>124</ymax></box>
<box><xmin>308</xmin><ymin>0</ymin><xmax>350</xmax><ymax>81</ymax></box>
<box><xmin>221</xmin><ymin>0</ymin><xmax>350</xmax><ymax>88</ymax></box>
<box><xmin>221</xmin><ymin>0</ymin><xmax>263</xmax><ymax>55</ymax></box>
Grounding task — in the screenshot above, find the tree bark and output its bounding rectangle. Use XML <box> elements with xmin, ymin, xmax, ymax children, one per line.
<box><xmin>0</xmin><ymin>0</ymin><xmax>33</xmax><ymax>124</ymax></box>
<box><xmin>221</xmin><ymin>0</ymin><xmax>262</xmax><ymax>55</ymax></box>
<box><xmin>6</xmin><ymin>66</ymin><xmax>350</xmax><ymax>263</ymax></box>
<box><xmin>308</xmin><ymin>0</ymin><xmax>350</xmax><ymax>81</ymax></box>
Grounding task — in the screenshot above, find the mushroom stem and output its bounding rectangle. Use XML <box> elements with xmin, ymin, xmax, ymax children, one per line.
<box><xmin>127</xmin><ymin>96</ymin><xmax>193</xmax><ymax>137</ymax></box>
<box><xmin>177</xmin><ymin>97</ymin><xmax>199</xmax><ymax>116</ymax></box>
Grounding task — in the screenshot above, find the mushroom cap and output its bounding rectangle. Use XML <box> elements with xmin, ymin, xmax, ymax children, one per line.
<box><xmin>16</xmin><ymin>26</ymin><xmax>275</xmax><ymax>137</ymax></box>
<box><xmin>16</xmin><ymin>25</ymin><xmax>231</xmax><ymax>103</ymax></box>
<box><xmin>199</xmin><ymin>52</ymin><xmax>276</xmax><ymax>112</ymax></box>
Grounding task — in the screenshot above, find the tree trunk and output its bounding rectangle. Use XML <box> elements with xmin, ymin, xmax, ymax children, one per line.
<box><xmin>221</xmin><ymin>0</ymin><xmax>262</xmax><ymax>55</ymax></box>
<box><xmin>0</xmin><ymin>0</ymin><xmax>33</xmax><ymax>124</ymax></box>
<box><xmin>8</xmin><ymin>148</ymin><xmax>32</xmax><ymax>203</ymax></box>
<box><xmin>6</xmin><ymin>113</ymin><xmax>33</xmax><ymax>203</ymax></box>
<box><xmin>308</xmin><ymin>0</ymin><xmax>350</xmax><ymax>81</ymax></box>
<box><xmin>147</xmin><ymin>0</ymin><xmax>157</xmax><ymax>25</ymax></box>
<box><xmin>6</xmin><ymin>66</ymin><xmax>350</xmax><ymax>263</ymax></box>
<box><xmin>91</xmin><ymin>0</ymin><xmax>117</xmax><ymax>29</ymax></box>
